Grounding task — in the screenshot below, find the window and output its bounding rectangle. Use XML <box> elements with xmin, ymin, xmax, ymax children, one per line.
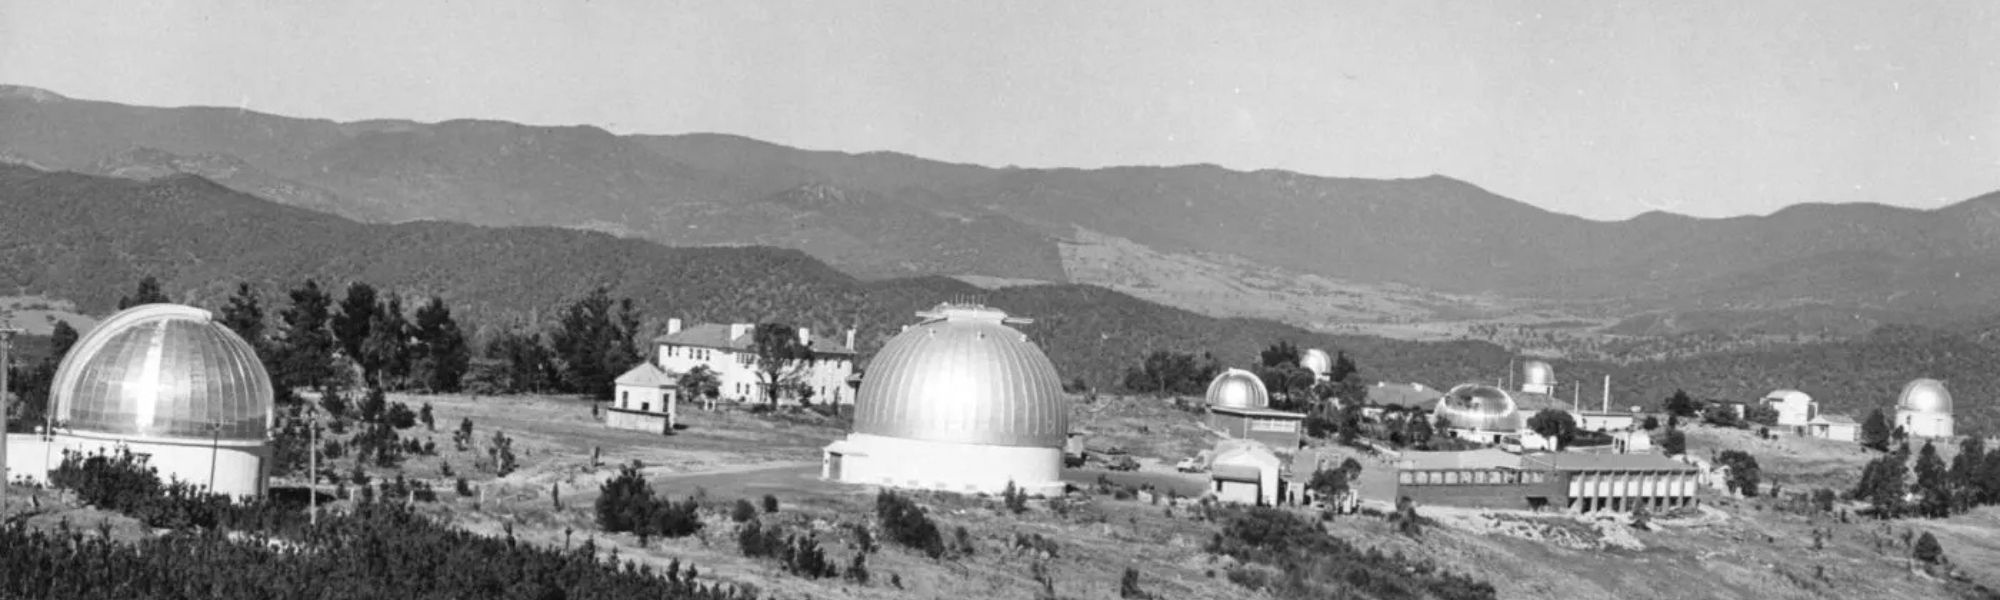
<box><xmin>641</xmin><ymin>402</ymin><xmax>650</xmax><ymax>412</ymax></box>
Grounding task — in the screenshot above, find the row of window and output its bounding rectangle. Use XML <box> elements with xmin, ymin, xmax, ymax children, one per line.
<box><xmin>1249</xmin><ymin>418</ymin><xmax>1297</xmax><ymax>432</ymax></box>
<box><xmin>1399</xmin><ymin>470</ymin><xmax>1552</xmax><ymax>486</ymax></box>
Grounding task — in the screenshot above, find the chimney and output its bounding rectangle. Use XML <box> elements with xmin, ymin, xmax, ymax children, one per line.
<box><xmin>730</xmin><ymin>323</ymin><xmax>751</xmax><ymax>340</ymax></box>
<box><xmin>799</xmin><ymin>327</ymin><xmax>812</xmax><ymax>346</ymax></box>
<box><xmin>845</xmin><ymin>328</ymin><xmax>856</xmax><ymax>350</ymax></box>
<box><xmin>667</xmin><ymin>318</ymin><xmax>682</xmax><ymax>335</ymax></box>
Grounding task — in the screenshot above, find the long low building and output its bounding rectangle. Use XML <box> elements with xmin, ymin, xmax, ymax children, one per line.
<box><xmin>1395</xmin><ymin>450</ymin><xmax>1700</xmax><ymax>513</ymax></box>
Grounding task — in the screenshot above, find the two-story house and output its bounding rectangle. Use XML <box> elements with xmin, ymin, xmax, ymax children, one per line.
<box><xmin>654</xmin><ymin>318</ymin><xmax>859</xmax><ymax>405</ymax></box>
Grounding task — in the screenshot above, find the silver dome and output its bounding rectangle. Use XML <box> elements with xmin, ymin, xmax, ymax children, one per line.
<box><xmin>1206</xmin><ymin>368</ymin><xmax>1269</xmax><ymax>409</ymax></box>
<box><xmin>1434</xmin><ymin>384</ymin><xmax>1524</xmax><ymax>432</ymax></box>
<box><xmin>1299</xmin><ymin>349</ymin><xmax>1333</xmax><ymax>377</ymax></box>
<box><xmin>850</xmin><ymin>303</ymin><xmax>1068</xmax><ymax>448</ymax></box>
<box><xmin>1522</xmin><ymin>360</ymin><xmax>1554</xmax><ymax>386</ymax></box>
<box><xmin>1898</xmin><ymin>379</ymin><xmax>1952</xmax><ymax>414</ymax></box>
<box><xmin>49</xmin><ymin>304</ymin><xmax>274</xmax><ymax>442</ymax></box>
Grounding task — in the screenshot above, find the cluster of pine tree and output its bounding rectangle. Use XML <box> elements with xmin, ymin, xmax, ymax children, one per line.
<box><xmin>1854</xmin><ymin>437</ymin><xmax>2000</xmax><ymax>519</ymax></box>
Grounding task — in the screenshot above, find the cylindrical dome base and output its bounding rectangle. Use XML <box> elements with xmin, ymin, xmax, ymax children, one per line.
<box><xmin>1896</xmin><ymin>410</ymin><xmax>1955</xmax><ymax>439</ymax></box>
<box><xmin>823</xmin><ymin>433</ymin><xmax>1063</xmax><ymax>496</ymax></box>
<box><xmin>5</xmin><ymin>432</ymin><xmax>270</xmax><ymax>499</ymax></box>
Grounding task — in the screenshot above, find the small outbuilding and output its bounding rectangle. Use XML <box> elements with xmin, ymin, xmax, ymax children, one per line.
<box><xmin>1209</xmin><ymin>440</ymin><xmax>1283</xmax><ymax>506</ymax></box>
<box><xmin>607</xmin><ymin>363</ymin><xmax>678</xmax><ymax>434</ymax></box>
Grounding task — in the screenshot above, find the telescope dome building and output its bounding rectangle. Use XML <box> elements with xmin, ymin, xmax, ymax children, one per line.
<box><xmin>822</xmin><ymin>303</ymin><xmax>1069</xmax><ymax>495</ymax></box>
<box><xmin>1896</xmin><ymin>378</ymin><xmax>1954</xmax><ymax>438</ymax></box>
<box><xmin>1299</xmin><ymin>349</ymin><xmax>1333</xmax><ymax>380</ymax></box>
<box><xmin>1204</xmin><ymin>369</ymin><xmax>1303</xmax><ymax>451</ymax></box>
<box><xmin>1435</xmin><ymin>384</ymin><xmax>1526</xmax><ymax>444</ymax></box>
<box><xmin>1520</xmin><ymin>360</ymin><xmax>1555</xmax><ymax>394</ymax></box>
<box><xmin>5</xmin><ymin>304</ymin><xmax>274</xmax><ymax>498</ymax></box>
<box><xmin>1206</xmin><ymin>368</ymin><xmax>1269</xmax><ymax>409</ymax></box>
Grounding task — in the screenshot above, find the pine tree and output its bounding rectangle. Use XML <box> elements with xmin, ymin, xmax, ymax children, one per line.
<box><xmin>1949</xmin><ymin>437</ymin><xmax>1984</xmax><ymax>513</ymax></box>
<box><xmin>1860</xmin><ymin>409</ymin><xmax>1891</xmax><ymax>452</ymax></box>
<box><xmin>1915</xmin><ymin>441</ymin><xmax>1949</xmax><ymax>518</ymax></box>
<box><xmin>277</xmin><ymin>280</ymin><xmax>338</xmax><ymax>392</ymax></box>
<box><xmin>47</xmin><ymin>321</ymin><xmax>79</xmax><ymax>359</ymax></box>
<box><xmin>550</xmin><ymin>286</ymin><xmax>643</xmax><ymax>400</ymax></box>
<box><xmin>362</xmin><ymin>294</ymin><xmax>411</xmax><ymax>389</ymax></box>
<box><xmin>117</xmin><ymin>275</ymin><xmax>171</xmax><ymax>309</ymax></box>
<box><xmin>333</xmin><ymin>282</ymin><xmax>379</xmax><ymax>381</ymax></box>
<box><xmin>219</xmin><ymin>283</ymin><xmax>265</xmax><ymax>345</ymax></box>
<box><xmin>411</xmin><ymin>296</ymin><xmax>470</xmax><ymax>393</ymax></box>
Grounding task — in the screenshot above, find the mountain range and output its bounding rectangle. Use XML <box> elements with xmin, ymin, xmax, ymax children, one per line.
<box><xmin>6</xmin><ymin>84</ymin><xmax>2000</xmax><ymax>332</ymax></box>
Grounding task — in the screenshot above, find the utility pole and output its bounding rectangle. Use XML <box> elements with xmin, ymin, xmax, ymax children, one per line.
<box><xmin>208</xmin><ymin>419</ymin><xmax>224</xmax><ymax>495</ymax></box>
<box><xmin>1602</xmin><ymin>374</ymin><xmax>1611</xmax><ymax>413</ymax></box>
<box><xmin>309</xmin><ymin>405</ymin><xmax>319</xmax><ymax>526</ymax></box>
<box><xmin>0</xmin><ymin>323</ymin><xmax>20</xmax><ymax>513</ymax></box>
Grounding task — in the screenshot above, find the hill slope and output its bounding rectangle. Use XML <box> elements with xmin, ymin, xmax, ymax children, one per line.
<box><xmin>7</xmin><ymin>85</ymin><xmax>2000</xmax><ymax>321</ymax></box>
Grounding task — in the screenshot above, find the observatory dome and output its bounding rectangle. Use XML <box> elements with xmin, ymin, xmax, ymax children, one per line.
<box><xmin>1299</xmin><ymin>349</ymin><xmax>1333</xmax><ymax>378</ymax></box>
<box><xmin>850</xmin><ymin>304</ymin><xmax>1068</xmax><ymax>448</ymax></box>
<box><xmin>1434</xmin><ymin>384</ymin><xmax>1524</xmax><ymax>432</ymax></box>
<box><xmin>1522</xmin><ymin>360</ymin><xmax>1554</xmax><ymax>387</ymax></box>
<box><xmin>1898</xmin><ymin>379</ymin><xmax>1952</xmax><ymax>414</ymax></box>
<box><xmin>49</xmin><ymin>304</ymin><xmax>274</xmax><ymax>442</ymax></box>
<box><xmin>1206</xmin><ymin>368</ymin><xmax>1270</xmax><ymax>409</ymax></box>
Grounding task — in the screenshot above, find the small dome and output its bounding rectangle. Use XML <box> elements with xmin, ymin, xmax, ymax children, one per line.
<box><xmin>1522</xmin><ymin>360</ymin><xmax>1554</xmax><ymax>386</ymax></box>
<box><xmin>49</xmin><ymin>304</ymin><xmax>274</xmax><ymax>442</ymax></box>
<box><xmin>1435</xmin><ymin>384</ymin><xmax>1523</xmax><ymax>432</ymax></box>
<box><xmin>1206</xmin><ymin>368</ymin><xmax>1269</xmax><ymax>409</ymax></box>
<box><xmin>1898</xmin><ymin>379</ymin><xmax>1952</xmax><ymax>414</ymax></box>
<box><xmin>1299</xmin><ymin>349</ymin><xmax>1333</xmax><ymax>377</ymax></box>
<box><xmin>850</xmin><ymin>304</ymin><xmax>1068</xmax><ymax>448</ymax></box>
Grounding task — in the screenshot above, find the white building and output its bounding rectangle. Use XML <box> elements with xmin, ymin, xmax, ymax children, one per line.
<box><xmin>1896</xmin><ymin>379</ymin><xmax>1955</xmax><ymax>438</ymax></box>
<box><xmin>607</xmin><ymin>363</ymin><xmax>677</xmax><ymax>434</ymax></box>
<box><xmin>654</xmin><ymin>319</ymin><xmax>858</xmax><ymax>406</ymax></box>
<box><xmin>1809</xmin><ymin>414</ymin><xmax>1860</xmax><ymax>442</ymax></box>
<box><xmin>1209</xmin><ymin>439</ymin><xmax>1283</xmax><ymax>506</ymax></box>
<box><xmin>1299</xmin><ymin>348</ymin><xmax>1332</xmax><ymax>381</ymax></box>
<box><xmin>1761</xmin><ymin>389</ymin><xmax>1818</xmax><ymax>428</ymax></box>
<box><xmin>5</xmin><ymin>304</ymin><xmax>273</xmax><ymax>499</ymax></box>
<box><xmin>1572</xmin><ymin>410</ymin><xmax>1639</xmax><ymax>432</ymax></box>
<box><xmin>822</xmin><ymin>303</ymin><xmax>1070</xmax><ymax>496</ymax></box>
<box><xmin>1435</xmin><ymin>384</ymin><xmax>1526</xmax><ymax>444</ymax></box>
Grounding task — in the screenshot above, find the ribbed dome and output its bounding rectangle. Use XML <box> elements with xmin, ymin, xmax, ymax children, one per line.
<box><xmin>1898</xmin><ymin>379</ymin><xmax>1952</xmax><ymax>414</ymax></box>
<box><xmin>49</xmin><ymin>304</ymin><xmax>274</xmax><ymax>442</ymax></box>
<box><xmin>850</xmin><ymin>304</ymin><xmax>1068</xmax><ymax>448</ymax></box>
<box><xmin>1522</xmin><ymin>360</ymin><xmax>1554</xmax><ymax>386</ymax></box>
<box><xmin>1435</xmin><ymin>384</ymin><xmax>1523</xmax><ymax>432</ymax></box>
<box><xmin>1299</xmin><ymin>349</ymin><xmax>1332</xmax><ymax>377</ymax></box>
<box><xmin>1206</xmin><ymin>368</ymin><xmax>1269</xmax><ymax>409</ymax></box>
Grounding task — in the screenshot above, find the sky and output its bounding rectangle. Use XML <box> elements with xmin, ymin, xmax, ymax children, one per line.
<box><xmin>2</xmin><ymin>0</ymin><xmax>1996</xmax><ymax>220</ymax></box>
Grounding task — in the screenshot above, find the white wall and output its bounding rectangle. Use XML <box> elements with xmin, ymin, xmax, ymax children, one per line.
<box><xmin>7</xmin><ymin>432</ymin><xmax>269</xmax><ymax>499</ymax></box>
<box><xmin>825</xmin><ymin>433</ymin><xmax>1062</xmax><ymax>496</ymax></box>
<box><xmin>658</xmin><ymin>344</ymin><xmax>856</xmax><ymax>405</ymax></box>
<box><xmin>1898</xmin><ymin>411</ymin><xmax>1954</xmax><ymax>438</ymax></box>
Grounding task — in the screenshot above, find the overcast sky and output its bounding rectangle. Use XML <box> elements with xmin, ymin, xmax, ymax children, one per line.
<box><xmin>3</xmin><ymin>0</ymin><xmax>1996</xmax><ymax>219</ymax></box>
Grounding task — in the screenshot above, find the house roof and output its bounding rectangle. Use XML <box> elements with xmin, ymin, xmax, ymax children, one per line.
<box><xmin>615</xmin><ymin>363</ymin><xmax>677</xmax><ymax>388</ymax></box>
<box><xmin>1520</xmin><ymin>452</ymin><xmax>1697</xmax><ymax>473</ymax></box>
<box><xmin>1397</xmin><ymin>448</ymin><xmax>1522</xmax><ymax>471</ymax></box>
<box><xmin>653</xmin><ymin>323</ymin><xmax>857</xmax><ymax>356</ymax></box>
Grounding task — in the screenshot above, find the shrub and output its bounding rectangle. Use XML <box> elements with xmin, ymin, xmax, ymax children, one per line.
<box><xmin>731</xmin><ymin>499</ymin><xmax>758</xmax><ymax>523</ymax></box>
<box><xmin>1914</xmin><ymin>532</ymin><xmax>1944</xmax><ymax>564</ymax></box>
<box><xmin>762</xmin><ymin>494</ymin><xmax>780</xmax><ymax>514</ymax></box>
<box><xmin>386</xmin><ymin>402</ymin><xmax>418</xmax><ymax>429</ymax></box>
<box><xmin>1003</xmin><ymin>480</ymin><xmax>1029</xmax><ymax>514</ymax></box>
<box><xmin>875</xmin><ymin>490</ymin><xmax>946</xmax><ymax>559</ymax></box>
<box><xmin>1717</xmin><ymin>450</ymin><xmax>1762</xmax><ymax>497</ymax></box>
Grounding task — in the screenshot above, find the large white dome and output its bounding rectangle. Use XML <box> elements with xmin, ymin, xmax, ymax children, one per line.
<box><xmin>1206</xmin><ymin>368</ymin><xmax>1269</xmax><ymax>409</ymax></box>
<box><xmin>849</xmin><ymin>304</ymin><xmax>1068</xmax><ymax>448</ymax></box>
<box><xmin>1898</xmin><ymin>379</ymin><xmax>1952</xmax><ymax>414</ymax></box>
<box><xmin>1435</xmin><ymin>384</ymin><xmax>1524</xmax><ymax>432</ymax></box>
<box><xmin>48</xmin><ymin>304</ymin><xmax>274</xmax><ymax>442</ymax></box>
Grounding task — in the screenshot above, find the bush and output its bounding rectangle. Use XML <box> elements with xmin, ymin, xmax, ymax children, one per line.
<box><xmin>1914</xmin><ymin>532</ymin><xmax>1944</xmax><ymax>564</ymax></box>
<box><xmin>1003</xmin><ymin>480</ymin><xmax>1029</xmax><ymax>514</ymax></box>
<box><xmin>1717</xmin><ymin>450</ymin><xmax>1762</xmax><ymax>497</ymax></box>
<box><xmin>762</xmin><ymin>494</ymin><xmax>780</xmax><ymax>514</ymax></box>
<box><xmin>875</xmin><ymin>490</ymin><xmax>946</xmax><ymax>559</ymax></box>
<box><xmin>1207</xmin><ymin>507</ymin><xmax>1494</xmax><ymax>600</ymax></box>
<box><xmin>385</xmin><ymin>402</ymin><xmax>418</xmax><ymax>429</ymax></box>
<box><xmin>732</xmin><ymin>499</ymin><xmax>758</xmax><ymax>523</ymax></box>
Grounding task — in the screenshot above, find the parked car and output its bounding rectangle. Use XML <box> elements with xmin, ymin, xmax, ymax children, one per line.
<box><xmin>1175</xmin><ymin>457</ymin><xmax>1204</xmax><ymax>473</ymax></box>
<box><xmin>1107</xmin><ymin>455</ymin><xmax>1141</xmax><ymax>471</ymax></box>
